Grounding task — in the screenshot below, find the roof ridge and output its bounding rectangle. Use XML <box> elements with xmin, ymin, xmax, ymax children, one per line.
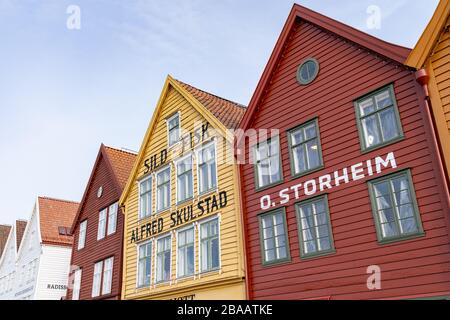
<box><xmin>174</xmin><ymin>78</ymin><xmax>247</xmax><ymax>109</ymax></box>
<box><xmin>104</xmin><ymin>145</ymin><xmax>138</xmax><ymax>156</ymax></box>
<box><xmin>38</xmin><ymin>196</ymin><xmax>80</xmax><ymax>205</ymax></box>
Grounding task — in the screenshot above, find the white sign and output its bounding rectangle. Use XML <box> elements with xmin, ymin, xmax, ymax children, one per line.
<box><xmin>260</xmin><ymin>152</ymin><xmax>397</xmax><ymax>210</ymax></box>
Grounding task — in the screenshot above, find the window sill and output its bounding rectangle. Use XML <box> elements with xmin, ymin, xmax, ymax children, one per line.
<box><xmin>300</xmin><ymin>249</ymin><xmax>336</xmax><ymax>260</ymax></box>
<box><xmin>377</xmin><ymin>231</ymin><xmax>425</xmax><ymax>245</ymax></box>
<box><xmin>177</xmin><ymin>197</ymin><xmax>194</xmax><ymax>206</ymax></box>
<box><xmin>360</xmin><ymin>135</ymin><xmax>405</xmax><ymax>155</ymax></box>
<box><xmin>291</xmin><ymin>164</ymin><xmax>325</xmax><ymax>181</ymax></box>
<box><xmin>261</xmin><ymin>257</ymin><xmax>291</xmax><ymax>267</ymax></box>
<box><xmin>255</xmin><ymin>180</ymin><xmax>284</xmax><ymax>193</ymax></box>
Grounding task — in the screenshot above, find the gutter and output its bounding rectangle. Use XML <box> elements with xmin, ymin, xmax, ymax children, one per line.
<box><xmin>414</xmin><ymin>69</ymin><xmax>450</xmax><ymax>212</ymax></box>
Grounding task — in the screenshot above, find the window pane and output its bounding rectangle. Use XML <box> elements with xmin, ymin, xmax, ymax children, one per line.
<box><xmin>304</xmin><ymin>124</ymin><xmax>317</xmax><ymax>140</ymax></box>
<box><xmin>379</xmin><ymin>107</ymin><xmax>399</xmax><ymax>141</ymax></box>
<box><xmin>362</xmin><ymin>115</ymin><xmax>381</xmax><ymax>147</ymax></box>
<box><xmin>400</xmin><ymin>218</ymin><xmax>418</xmax><ymax>234</ymax></box>
<box><xmin>375</xmin><ymin>90</ymin><xmax>392</xmax><ymax>109</ymax></box>
<box><xmin>359</xmin><ymin>98</ymin><xmax>375</xmax><ymax>116</ymax></box>
<box><xmin>306</xmin><ymin>140</ymin><xmax>320</xmax><ymax>169</ymax></box>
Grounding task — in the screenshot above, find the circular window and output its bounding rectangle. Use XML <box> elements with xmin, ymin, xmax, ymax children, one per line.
<box><xmin>297</xmin><ymin>58</ymin><xmax>319</xmax><ymax>85</ymax></box>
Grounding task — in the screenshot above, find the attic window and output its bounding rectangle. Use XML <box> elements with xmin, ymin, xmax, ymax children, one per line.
<box><xmin>297</xmin><ymin>58</ymin><xmax>319</xmax><ymax>85</ymax></box>
<box><xmin>58</xmin><ymin>227</ymin><xmax>68</xmax><ymax>235</ymax></box>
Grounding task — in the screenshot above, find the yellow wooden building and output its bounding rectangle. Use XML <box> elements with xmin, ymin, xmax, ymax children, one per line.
<box><xmin>406</xmin><ymin>0</ymin><xmax>450</xmax><ymax>180</ymax></box>
<box><xmin>119</xmin><ymin>76</ymin><xmax>247</xmax><ymax>300</ymax></box>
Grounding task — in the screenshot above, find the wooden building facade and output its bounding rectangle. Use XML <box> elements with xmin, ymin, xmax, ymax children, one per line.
<box><xmin>66</xmin><ymin>145</ymin><xmax>136</xmax><ymax>300</ymax></box>
<box><xmin>120</xmin><ymin>76</ymin><xmax>246</xmax><ymax>300</ymax></box>
<box><xmin>237</xmin><ymin>4</ymin><xmax>450</xmax><ymax>300</ymax></box>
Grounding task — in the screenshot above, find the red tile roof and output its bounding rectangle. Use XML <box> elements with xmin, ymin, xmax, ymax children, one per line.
<box><xmin>103</xmin><ymin>146</ymin><xmax>137</xmax><ymax>190</ymax></box>
<box><xmin>15</xmin><ymin>220</ymin><xmax>27</xmax><ymax>250</ymax></box>
<box><xmin>174</xmin><ymin>79</ymin><xmax>246</xmax><ymax>129</ymax></box>
<box><xmin>0</xmin><ymin>225</ymin><xmax>11</xmax><ymax>258</ymax></box>
<box><xmin>38</xmin><ymin>197</ymin><xmax>79</xmax><ymax>246</ymax></box>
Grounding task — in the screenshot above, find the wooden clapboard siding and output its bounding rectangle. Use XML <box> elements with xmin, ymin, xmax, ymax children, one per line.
<box><xmin>66</xmin><ymin>146</ymin><xmax>135</xmax><ymax>300</ymax></box>
<box><xmin>239</xmin><ymin>5</ymin><xmax>450</xmax><ymax>300</ymax></box>
<box><xmin>121</xmin><ymin>78</ymin><xmax>246</xmax><ymax>300</ymax></box>
<box><xmin>406</xmin><ymin>0</ymin><xmax>450</xmax><ymax>182</ymax></box>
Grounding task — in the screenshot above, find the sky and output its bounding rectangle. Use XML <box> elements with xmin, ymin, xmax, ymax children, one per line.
<box><xmin>0</xmin><ymin>0</ymin><xmax>439</xmax><ymax>225</ymax></box>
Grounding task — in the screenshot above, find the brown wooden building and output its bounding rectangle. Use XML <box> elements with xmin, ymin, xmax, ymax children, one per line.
<box><xmin>66</xmin><ymin>145</ymin><xmax>136</xmax><ymax>300</ymax></box>
<box><xmin>237</xmin><ymin>4</ymin><xmax>450</xmax><ymax>300</ymax></box>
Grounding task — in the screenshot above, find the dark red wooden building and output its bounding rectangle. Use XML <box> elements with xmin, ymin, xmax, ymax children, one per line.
<box><xmin>66</xmin><ymin>145</ymin><xmax>136</xmax><ymax>300</ymax></box>
<box><xmin>237</xmin><ymin>4</ymin><xmax>450</xmax><ymax>300</ymax></box>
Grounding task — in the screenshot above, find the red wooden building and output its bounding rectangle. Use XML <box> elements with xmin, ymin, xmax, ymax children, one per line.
<box><xmin>237</xmin><ymin>4</ymin><xmax>450</xmax><ymax>300</ymax></box>
<box><xmin>66</xmin><ymin>145</ymin><xmax>136</xmax><ymax>300</ymax></box>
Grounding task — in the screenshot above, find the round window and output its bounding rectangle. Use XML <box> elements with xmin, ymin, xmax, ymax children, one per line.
<box><xmin>297</xmin><ymin>58</ymin><xmax>319</xmax><ymax>85</ymax></box>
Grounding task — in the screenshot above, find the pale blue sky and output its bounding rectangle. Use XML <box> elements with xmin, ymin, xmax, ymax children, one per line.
<box><xmin>0</xmin><ymin>0</ymin><xmax>439</xmax><ymax>224</ymax></box>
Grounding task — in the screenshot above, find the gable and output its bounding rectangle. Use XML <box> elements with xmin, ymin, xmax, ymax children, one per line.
<box><xmin>406</xmin><ymin>0</ymin><xmax>450</xmax><ymax>68</ymax></box>
<box><xmin>0</xmin><ymin>227</ymin><xmax>16</xmax><ymax>269</ymax></box>
<box><xmin>240</xmin><ymin>4</ymin><xmax>412</xmax><ymax>131</ymax></box>
<box><xmin>71</xmin><ymin>151</ymin><xmax>120</xmax><ymax>235</ymax></box>
<box><xmin>120</xmin><ymin>76</ymin><xmax>244</xmax><ymax>205</ymax></box>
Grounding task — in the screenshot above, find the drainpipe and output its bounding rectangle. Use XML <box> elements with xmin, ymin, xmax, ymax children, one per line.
<box><xmin>415</xmin><ymin>69</ymin><xmax>450</xmax><ymax>212</ymax></box>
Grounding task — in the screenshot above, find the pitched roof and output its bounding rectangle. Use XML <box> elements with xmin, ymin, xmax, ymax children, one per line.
<box><xmin>103</xmin><ymin>146</ymin><xmax>138</xmax><ymax>190</ymax></box>
<box><xmin>38</xmin><ymin>197</ymin><xmax>79</xmax><ymax>246</ymax></box>
<box><xmin>70</xmin><ymin>144</ymin><xmax>137</xmax><ymax>233</ymax></box>
<box><xmin>174</xmin><ymin>79</ymin><xmax>246</xmax><ymax>129</ymax></box>
<box><xmin>120</xmin><ymin>76</ymin><xmax>246</xmax><ymax>206</ymax></box>
<box><xmin>406</xmin><ymin>0</ymin><xmax>450</xmax><ymax>68</ymax></box>
<box><xmin>239</xmin><ymin>4</ymin><xmax>412</xmax><ymax>131</ymax></box>
<box><xmin>0</xmin><ymin>225</ymin><xmax>11</xmax><ymax>258</ymax></box>
<box><xmin>15</xmin><ymin>220</ymin><xmax>27</xmax><ymax>250</ymax></box>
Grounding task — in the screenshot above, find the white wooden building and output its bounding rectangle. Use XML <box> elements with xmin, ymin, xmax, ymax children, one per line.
<box><xmin>0</xmin><ymin>197</ymin><xmax>78</xmax><ymax>300</ymax></box>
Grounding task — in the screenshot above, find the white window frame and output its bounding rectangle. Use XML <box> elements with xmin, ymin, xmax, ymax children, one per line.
<box><xmin>102</xmin><ymin>257</ymin><xmax>114</xmax><ymax>295</ymax></box>
<box><xmin>156</xmin><ymin>166</ymin><xmax>171</xmax><ymax>213</ymax></box>
<box><xmin>175</xmin><ymin>153</ymin><xmax>194</xmax><ymax>204</ymax></box>
<box><xmin>78</xmin><ymin>220</ymin><xmax>87</xmax><ymax>250</ymax></box>
<box><xmin>138</xmin><ymin>175</ymin><xmax>153</xmax><ymax>219</ymax></box>
<box><xmin>72</xmin><ymin>268</ymin><xmax>82</xmax><ymax>300</ymax></box>
<box><xmin>92</xmin><ymin>261</ymin><xmax>103</xmax><ymax>298</ymax></box>
<box><xmin>97</xmin><ymin>208</ymin><xmax>107</xmax><ymax>240</ymax></box>
<box><xmin>176</xmin><ymin>224</ymin><xmax>196</xmax><ymax>279</ymax></box>
<box><xmin>107</xmin><ymin>202</ymin><xmax>118</xmax><ymax>236</ymax></box>
<box><xmin>196</xmin><ymin>141</ymin><xmax>218</xmax><ymax>195</ymax></box>
<box><xmin>198</xmin><ymin>215</ymin><xmax>221</xmax><ymax>273</ymax></box>
<box><xmin>167</xmin><ymin>112</ymin><xmax>181</xmax><ymax>147</ymax></box>
<box><xmin>136</xmin><ymin>239</ymin><xmax>153</xmax><ymax>288</ymax></box>
<box><xmin>155</xmin><ymin>233</ymin><xmax>172</xmax><ymax>284</ymax></box>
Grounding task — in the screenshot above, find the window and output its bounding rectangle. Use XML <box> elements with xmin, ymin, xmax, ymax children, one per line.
<box><xmin>288</xmin><ymin>119</ymin><xmax>323</xmax><ymax>177</ymax></box>
<box><xmin>368</xmin><ymin>170</ymin><xmax>423</xmax><ymax>242</ymax></box>
<box><xmin>156</xmin><ymin>167</ymin><xmax>171</xmax><ymax>212</ymax></box>
<box><xmin>138</xmin><ymin>241</ymin><xmax>152</xmax><ymax>287</ymax></box>
<box><xmin>92</xmin><ymin>258</ymin><xmax>114</xmax><ymax>297</ymax></box>
<box><xmin>97</xmin><ymin>208</ymin><xmax>107</xmax><ymax>240</ymax></box>
<box><xmin>254</xmin><ymin>136</ymin><xmax>282</xmax><ymax>190</ymax></box>
<box><xmin>259</xmin><ymin>209</ymin><xmax>290</xmax><ymax>265</ymax></box>
<box><xmin>92</xmin><ymin>261</ymin><xmax>103</xmax><ymax>297</ymax></box>
<box><xmin>297</xmin><ymin>58</ymin><xmax>320</xmax><ymax>85</ymax></box>
<box><xmin>355</xmin><ymin>85</ymin><xmax>403</xmax><ymax>151</ymax></box>
<box><xmin>107</xmin><ymin>203</ymin><xmax>118</xmax><ymax>235</ymax></box>
<box><xmin>139</xmin><ymin>176</ymin><xmax>152</xmax><ymax>219</ymax></box>
<box><xmin>167</xmin><ymin>113</ymin><xmax>180</xmax><ymax>147</ymax></box>
<box><xmin>177</xmin><ymin>227</ymin><xmax>195</xmax><ymax>278</ymax></box>
<box><xmin>200</xmin><ymin>218</ymin><xmax>220</xmax><ymax>272</ymax></box>
<box><xmin>102</xmin><ymin>257</ymin><xmax>114</xmax><ymax>295</ymax></box>
<box><xmin>197</xmin><ymin>143</ymin><xmax>217</xmax><ymax>194</ymax></box>
<box><xmin>296</xmin><ymin>196</ymin><xmax>335</xmax><ymax>258</ymax></box>
<box><xmin>156</xmin><ymin>235</ymin><xmax>171</xmax><ymax>283</ymax></box>
<box><xmin>78</xmin><ymin>220</ymin><xmax>87</xmax><ymax>250</ymax></box>
<box><xmin>72</xmin><ymin>269</ymin><xmax>82</xmax><ymax>300</ymax></box>
<box><xmin>176</xmin><ymin>155</ymin><xmax>193</xmax><ymax>203</ymax></box>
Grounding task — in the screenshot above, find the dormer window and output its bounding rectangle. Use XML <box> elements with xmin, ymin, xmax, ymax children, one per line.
<box><xmin>167</xmin><ymin>113</ymin><xmax>180</xmax><ymax>147</ymax></box>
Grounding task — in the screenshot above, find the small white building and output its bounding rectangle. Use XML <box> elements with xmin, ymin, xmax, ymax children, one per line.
<box><xmin>0</xmin><ymin>220</ymin><xmax>27</xmax><ymax>300</ymax></box>
<box><xmin>0</xmin><ymin>197</ymin><xmax>78</xmax><ymax>300</ymax></box>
